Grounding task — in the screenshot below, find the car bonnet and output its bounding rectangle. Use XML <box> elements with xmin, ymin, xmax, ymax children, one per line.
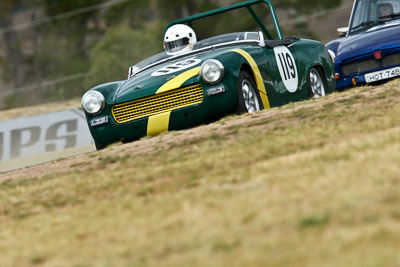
<box><xmin>113</xmin><ymin>46</ymin><xmax>246</xmax><ymax>104</ymax></box>
<box><xmin>335</xmin><ymin>23</ymin><xmax>400</xmax><ymax>62</ymax></box>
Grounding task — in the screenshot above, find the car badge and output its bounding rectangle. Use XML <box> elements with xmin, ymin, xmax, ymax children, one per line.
<box><xmin>373</xmin><ymin>51</ymin><xmax>382</xmax><ymax>60</ymax></box>
<box><xmin>134</xmin><ymin>84</ymin><xmax>144</xmax><ymax>90</ymax></box>
<box><xmin>207</xmin><ymin>85</ymin><xmax>226</xmax><ymax>96</ymax></box>
<box><xmin>90</xmin><ymin>116</ymin><xmax>109</xmax><ymax>127</ymax></box>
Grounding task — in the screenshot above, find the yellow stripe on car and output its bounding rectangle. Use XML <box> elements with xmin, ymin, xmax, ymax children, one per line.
<box><xmin>231</xmin><ymin>49</ymin><xmax>271</xmax><ymax>109</ymax></box>
<box><xmin>147</xmin><ymin>111</ymin><xmax>171</xmax><ymax>136</ymax></box>
<box><xmin>156</xmin><ymin>67</ymin><xmax>201</xmax><ymax>94</ymax></box>
<box><xmin>147</xmin><ymin>66</ymin><xmax>201</xmax><ymax>136</ymax></box>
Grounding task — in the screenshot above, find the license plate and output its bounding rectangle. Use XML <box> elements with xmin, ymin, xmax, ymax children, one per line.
<box><xmin>365</xmin><ymin>66</ymin><xmax>400</xmax><ymax>83</ymax></box>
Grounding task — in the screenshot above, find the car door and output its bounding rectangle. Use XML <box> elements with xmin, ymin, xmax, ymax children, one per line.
<box><xmin>259</xmin><ymin>40</ymin><xmax>304</xmax><ymax>107</ymax></box>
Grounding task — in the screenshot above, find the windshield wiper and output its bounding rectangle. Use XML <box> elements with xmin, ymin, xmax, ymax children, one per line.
<box><xmin>350</xmin><ymin>20</ymin><xmax>385</xmax><ymax>33</ymax></box>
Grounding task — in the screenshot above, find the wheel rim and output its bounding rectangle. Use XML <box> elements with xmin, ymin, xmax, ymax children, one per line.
<box><xmin>310</xmin><ymin>69</ymin><xmax>326</xmax><ymax>98</ymax></box>
<box><xmin>242</xmin><ymin>79</ymin><xmax>260</xmax><ymax>113</ymax></box>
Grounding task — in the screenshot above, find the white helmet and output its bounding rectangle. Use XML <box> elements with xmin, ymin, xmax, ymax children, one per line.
<box><xmin>164</xmin><ymin>24</ymin><xmax>197</xmax><ymax>56</ymax></box>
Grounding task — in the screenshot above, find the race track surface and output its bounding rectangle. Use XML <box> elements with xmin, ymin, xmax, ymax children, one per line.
<box><xmin>0</xmin><ymin>145</ymin><xmax>95</xmax><ymax>173</ymax></box>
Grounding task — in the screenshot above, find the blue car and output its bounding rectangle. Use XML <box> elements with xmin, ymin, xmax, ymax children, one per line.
<box><xmin>326</xmin><ymin>0</ymin><xmax>400</xmax><ymax>90</ymax></box>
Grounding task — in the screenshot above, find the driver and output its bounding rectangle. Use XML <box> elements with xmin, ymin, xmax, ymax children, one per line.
<box><xmin>378</xmin><ymin>3</ymin><xmax>393</xmax><ymax>18</ymax></box>
<box><xmin>164</xmin><ymin>24</ymin><xmax>197</xmax><ymax>56</ymax></box>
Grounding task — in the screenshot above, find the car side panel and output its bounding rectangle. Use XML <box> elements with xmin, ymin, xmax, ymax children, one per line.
<box><xmin>261</xmin><ymin>45</ymin><xmax>306</xmax><ymax>107</ymax></box>
<box><xmin>241</xmin><ymin>41</ymin><xmax>335</xmax><ymax>107</ymax></box>
<box><xmin>292</xmin><ymin>40</ymin><xmax>336</xmax><ymax>95</ymax></box>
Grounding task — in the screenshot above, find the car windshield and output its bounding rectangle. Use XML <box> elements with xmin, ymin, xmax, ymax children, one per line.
<box><xmin>134</xmin><ymin>52</ymin><xmax>169</xmax><ymax>70</ymax></box>
<box><xmin>133</xmin><ymin>32</ymin><xmax>261</xmax><ymax>72</ymax></box>
<box><xmin>350</xmin><ymin>0</ymin><xmax>400</xmax><ymax>34</ymax></box>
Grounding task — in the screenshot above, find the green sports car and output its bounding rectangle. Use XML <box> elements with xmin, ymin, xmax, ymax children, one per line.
<box><xmin>82</xmin><ymin>0</ymin><xmax>336</xmax><ymax>150</ymax></box>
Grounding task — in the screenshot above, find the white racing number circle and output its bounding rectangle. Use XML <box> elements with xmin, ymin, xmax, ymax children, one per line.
<box><xmin>273</xmin><ymin>46</ymin><xmax>298</xmax><ymax>93</ymax></box>
<box><xmin>151</xmin><ymin>58</ymin><xmax>202</xmax><ymax>77</ymax></box>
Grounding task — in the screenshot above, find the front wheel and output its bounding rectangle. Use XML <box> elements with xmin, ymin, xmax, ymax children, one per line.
<box><xmin>236</xmin><ymin>71</ymin><xmax>263</xmax><ymax>114</ymax></box>
<box><xmin>308</xmin><ymin>68</ymin><xmax>326</xmax><ymax>98</ymax></box>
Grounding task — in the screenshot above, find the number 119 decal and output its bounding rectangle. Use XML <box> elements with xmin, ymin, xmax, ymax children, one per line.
<box><xmin>273</xmin><ymin>46</ymin><xmax>298</xmax><ymax>93</ymax></box>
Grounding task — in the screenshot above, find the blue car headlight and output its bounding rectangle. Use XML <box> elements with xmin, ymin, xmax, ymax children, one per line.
<box><xmin>81</xmin><ymin>91</ymin><xmax>105</xmax><ymax>114</ymax></box>
<box><xmin>200</xmin><ymin>59</ymin><xmax>225</xmax><ymax>84</ymax></box>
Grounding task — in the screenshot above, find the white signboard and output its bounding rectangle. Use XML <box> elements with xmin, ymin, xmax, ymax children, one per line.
<box><xmin>0</xmin><ymin>109</ymin><xmax>93</xmax><ymax>162</ymax></box>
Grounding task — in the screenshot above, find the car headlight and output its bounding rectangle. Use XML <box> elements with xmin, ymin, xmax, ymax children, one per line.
<box><xmin>200</xmin><ymin>59</ymin><xmax>225</xmax><ymax>84</ymax></box>
<box><xmin>81</xmin><ymin>91</ymin><xmax>105</xmax><ymax>114</ymax></box>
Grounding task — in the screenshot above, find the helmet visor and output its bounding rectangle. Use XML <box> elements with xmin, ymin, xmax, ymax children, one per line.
<box><xmin>165</xmin><ymin>37</ymin><xmax>190</xmax><ymax>53</ymax></box>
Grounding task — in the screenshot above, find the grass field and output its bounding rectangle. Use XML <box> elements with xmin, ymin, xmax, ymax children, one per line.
<box><xmin>1</xmin><ymin>80</ymin><xmax>400</xmax><ymax>266</ymax></box>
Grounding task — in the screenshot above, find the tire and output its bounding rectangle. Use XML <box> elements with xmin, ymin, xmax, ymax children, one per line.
<box><xmin>94</xmin><ymin>139</ymin><xmax>106</xmax><ymax>150</ymax></box>
<box><xmin>308</xmin><ymin>68</ymin><xmax>326</xmax><ymax>98</ymax></box>
<box><xmin>236</xmin><ymin>71</ymin><xmax>263</xmax><ymax>114</ymax></box>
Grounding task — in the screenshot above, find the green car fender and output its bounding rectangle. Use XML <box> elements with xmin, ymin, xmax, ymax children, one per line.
<box><xmin>212</xmin><ymin>48</ymin><xmax>272</xmax><ymax>109</ymax></box>
<box><xmin>291</xmin><ymin>40</ymin><xmax>335</xmax><ymax>95</ymax></box>
<box><xmin>88</xmin><ymin>80</ymin><xmax>125</xmax><ymax>105</ymax></box>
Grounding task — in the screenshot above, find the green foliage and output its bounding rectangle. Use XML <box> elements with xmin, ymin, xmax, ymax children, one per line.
<box><xmin>277</xmin><ymin>0</ymin><xmax>343</xmax><ymax>13</ymax></box>
<box><xmin>156</xmin><ymin>0</ymin><xmax>218</xmax><ymax>21</ymax></box>
<box><xmin>85</xmin><ymin>24</ymin><xmax>163</xmax><ymax>89</ymax></box>
<box><xmin>2</xmin><ymin>95</ymin><xmax>27</xmax><ymax>110</ymax></box>
<box><xmin>0</xmin><ymin>54</ymin><xmax>10</xmax><ymax>82</ymax></box>
<box><xmin>41</xmin><ymin>0</ymin><xmax>104</xmax><ymax>16</ymax></box>
<box><xmin>292</xmin><ymin>21</ymin><xmax>319</xmax><ymax>40</ymax></box>
<box><xmin>39</xmin><ymin>0</ymin><xmax>103</xmax><ymax>43</ymax></box>
<box><xmin>103</xmin><ymin>0</ymin><xmax>149</xmax><ymax>27</ymax></box>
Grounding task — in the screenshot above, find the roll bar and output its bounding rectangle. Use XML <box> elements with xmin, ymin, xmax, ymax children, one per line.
<box><xmin>164</xmin><ymin>0</ymin><xmax>282</xmax><ymax>40</ymax></box>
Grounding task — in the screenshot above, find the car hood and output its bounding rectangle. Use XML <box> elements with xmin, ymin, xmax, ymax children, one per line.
<box><xmin>327</xmin><ymin>21</ymin><xmax>400</xmax><ymax>62</ymax></box>
<box><xmin>113</xmin><ymin>46</ymin><xmax>245</xmax><ymax>104</ymax></box>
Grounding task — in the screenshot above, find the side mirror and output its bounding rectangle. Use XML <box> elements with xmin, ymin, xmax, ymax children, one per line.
<box><xmin>337</xmin><ymin>27</ymin><xmax>349</xmax><ymax>37</ymax></box>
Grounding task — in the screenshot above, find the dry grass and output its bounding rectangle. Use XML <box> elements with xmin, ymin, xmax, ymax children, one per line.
<box><xmin>1</xmin><ymin>80</ymin><xmax>400</xmax><ymax>266</ymax></box>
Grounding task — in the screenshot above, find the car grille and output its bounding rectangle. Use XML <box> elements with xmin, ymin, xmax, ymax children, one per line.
<box><xmin>112</xmin><ymin>84</ymin><xmax>204</xmax><ymax>124</ymax></box>
<box><xmin>341</xmin><ymin>59</ymin><xmax>380</xmax><ymax>75</ymax></box>
<box><xmin>382</xmin><ymin>52</ymin><xmax>400</xmax><ymax>68</ymax></box>
<box><xmin>341</xmin><ymin>51</ymin><xmax>400</xmax><ymax>75</ymax></box>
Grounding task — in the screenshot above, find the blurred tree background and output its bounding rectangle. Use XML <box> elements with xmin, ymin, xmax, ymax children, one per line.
<box><xmin>0</xmin><ymin>0</ymin><xmax>343</xmax><ymax>110</ymax></box>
